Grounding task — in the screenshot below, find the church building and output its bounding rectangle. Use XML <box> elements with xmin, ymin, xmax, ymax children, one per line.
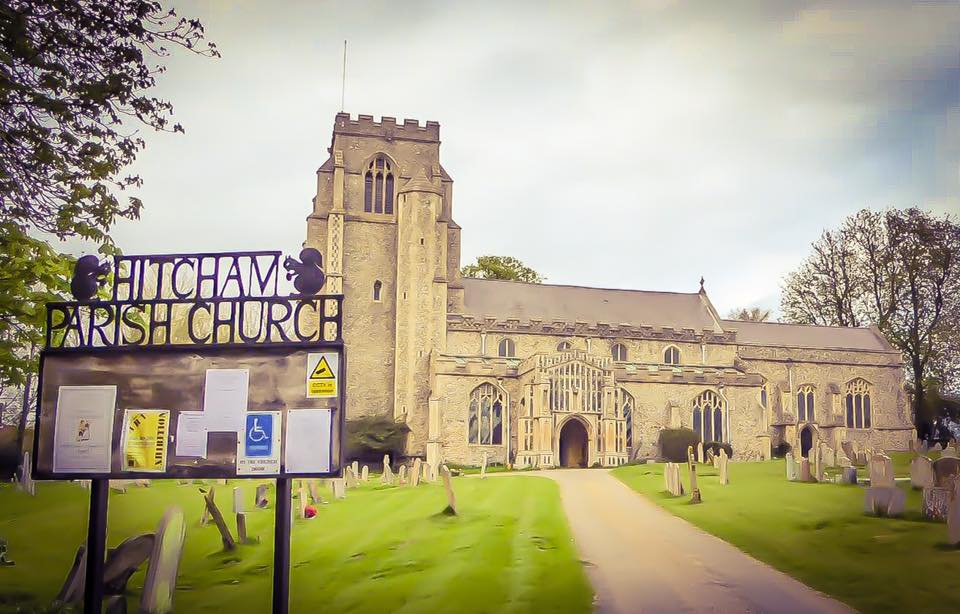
<box><xmin>305</xmin><ymin>113</ymin><xmax>914</xmax><ymax>468</ymax></box>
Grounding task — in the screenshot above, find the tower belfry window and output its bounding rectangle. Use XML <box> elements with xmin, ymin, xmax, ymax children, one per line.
<box><xmin>364</xmin><ymin>155</ymin><xmax>395</xmax><ymax>214</ymax></box>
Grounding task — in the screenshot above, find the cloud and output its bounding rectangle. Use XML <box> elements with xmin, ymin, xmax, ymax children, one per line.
<box><xmin>63</xmin><ymin>0</ymin><xmax>957</xmax><ymax>320</ymax></box>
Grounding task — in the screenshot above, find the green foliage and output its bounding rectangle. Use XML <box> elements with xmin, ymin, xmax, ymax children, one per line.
<box><xmin>781</xmin><ymin>208</ymin><xmax>960</xmax><ymax>436</ymax></box>
<box><xmin>657</xmin><ymin>427</ymin><xmax>699</xmax><ymax>462</ymax></box>
<box><xmin>461</xmin><ymin>255</ymin><xmax>543</xmax><ymax>283</ymax></box>
<box><xmin>703</xmin><ymin>441</ymin><xmax>733</xmax><ymax>458</ymax></box>
<box><xmin>344</xmin><ymin>414</ymin><xmax>411</xmax><ymax>462</ymax></box>
<box><xmin>771</xmin><ymin>441</ymin><xmax>792</xmax><ymax>458</ymax></box>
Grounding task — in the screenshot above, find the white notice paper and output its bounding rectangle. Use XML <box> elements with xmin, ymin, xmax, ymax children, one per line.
<box><xmin>284</xmin><ymin>409</ymin><xmax>332</xmax><ymax>473</ymax></box>
<box><xmin>53</xmin><ymin>385</ymin><xmax>117</xmax><ymax>473</ymax></box>
<box><xmin>175</xmin><ymin>412</ymin><xmax>208</xmax><ymax>458</ymax></box>
<box><xmin>202</xmin><ymin>369</ymin><xmax>248</xmax><ymax>432</ymax></box>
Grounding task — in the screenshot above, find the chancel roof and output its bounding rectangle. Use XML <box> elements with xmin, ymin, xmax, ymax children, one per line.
<box><xmin>719</xmin><ymin>319</ymin><xmax>894</xmax><ymax>352</ymax></box>
<box><xmin>459</xmin><ymin>278</ymin><xmax>723</xmax><ymax>333</ymax></box>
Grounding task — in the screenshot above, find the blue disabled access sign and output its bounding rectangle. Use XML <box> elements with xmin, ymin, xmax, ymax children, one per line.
<box><xmin>238</xmin><ymin>411</ymin><xmax>281</xmax><ymax>475</ymax></box>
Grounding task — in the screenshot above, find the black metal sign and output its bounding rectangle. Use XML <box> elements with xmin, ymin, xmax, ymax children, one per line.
<box><xmin>33</xmin><ymin>247</ymin><xmax>344</xmax><ymax>614</ymax></box>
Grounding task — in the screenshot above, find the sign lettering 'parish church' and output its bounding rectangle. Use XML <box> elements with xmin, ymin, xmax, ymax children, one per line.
<box><xmin>306</xmin><ymin>112</ymin><xmax>913</xmax><ymax>469</ymax></box>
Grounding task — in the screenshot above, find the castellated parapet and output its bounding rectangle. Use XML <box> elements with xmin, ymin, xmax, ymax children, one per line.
<box><xmin>334</xmin><ymin>112</ymin><xmax>440</xmax><ymax>142</ymax></box>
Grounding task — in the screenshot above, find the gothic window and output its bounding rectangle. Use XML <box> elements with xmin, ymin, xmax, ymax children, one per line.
<box><xmin>664</xmin><ymin>345</ymin><xmax>681</xmax><ymax>365</ymax></box>
<box><xmin>557</xmin><ymin>341</ymin><xmax>572</xmax><ymax>351</ymax></box>
<box><xmin>363</xmin><ymin>155</ymin><xmax>395</xmax><ymax>214</ymax></box>
<box><xmin>845</xmin><ymin>379</ymin><xmax>872</xmax><ymax>429</ymax></box>
<box><xmin>498</xmin><ymin>338</ymin><xmax>516</xmax><ymax>358</ymax></box>
<box><xmin>468</xmin><ymin>383</ymin><xmax>505</xmax><ymax>445</ymax></box>
<box><xmin>372</xmin><ymin>280</ymin><xmax>382</xmax><ymax>302</ymax></box>
<box><xmin>611</xmin><ymin>343</ymin><xmax>628</xmax><ymax>362</ymax></box>
<box><xmin>693</xmin><ymin>390</ymin><xmax>725</xmax><ymax>443</ymax></box>
<box><xmin>760</xmin><ymin>385</ymin><xmax>768</xmax><ymax>408</ymax></box>
<box><xmin>797</xmin><ymin>385</ymin><xmax>815</xmax><ymax>422</ymax></box>
<box><xmin>619</xmin><ymin>388</ymin><xmax>634</xmax><ymax>449</ymax></box>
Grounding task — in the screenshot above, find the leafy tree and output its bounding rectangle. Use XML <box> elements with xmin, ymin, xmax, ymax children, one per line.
<box><xmin>781</xmin><ymin>208</ymin><xmax>960</xmax><ymax>438</ymax></box>
<box><xmin>461</xmin><ymin>255</ymin><xmax>543</xmax><ymax>283</ymax></box>
<box><xmin>0</xmin><ymin>1</ymin><xmax>217</xmax><ymax>453</ymax></box>
<box><xmin>726</xmin><ymin>307</ymin><xmax>772</xmax><ymax>322</ymax></box>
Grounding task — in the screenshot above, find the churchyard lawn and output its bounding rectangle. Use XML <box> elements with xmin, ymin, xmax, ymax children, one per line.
<box><xmin>0</xmin><ymin>476</ymin><xmax>591</xmax><ymax>614</ymax></box>
<box><xmin>612</xmin><ymin>460</ymin><xmax>960</xmax><ymax>614</ymax></box>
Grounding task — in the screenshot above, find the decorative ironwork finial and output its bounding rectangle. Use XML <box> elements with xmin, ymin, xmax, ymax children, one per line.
<box><xmin>70</xmin><ymin>255</ymin><xmax>110</xmax><ymax>301</ymax></box>
<box><xmin>284</xmin><ymin>248</ymin><xmax>326</xmax><ymax>295</ymax></box>
<box><xmin>699</xmin><ymin>276</ymin><xmax>705</xmax><ymax>293</ymax></box>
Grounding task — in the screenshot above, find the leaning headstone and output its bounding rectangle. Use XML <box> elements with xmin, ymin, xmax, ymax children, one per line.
<box><xmin>864</xmin><ymin>487</ymin><xmax>906</xmax><ymax>517</ymax></box>
<box><xmin>718</xmin><ymin>449</ymin><xmax>729</xmax><ymax>486</ymax></box>
<box><xmin>361</xmin><ymin>465</ymin><xmax>369</xmax><ymax>482</ymax></box>
<box><xmin>203</xmin><ymin>488</ymin><xmax>236</xmax><ymax>550</ymax></box>
<box><xmin>199</xmin><ymin>486</ymin><xmax>214</xmax><ymax>526</ymax></box>
<box><xmin>480</xmin><ymin>453</ymin><xmax>488</xmax><ymax>479</ymax></box>
<box><xmin>697</xmin><ymin>441</ymin><xmax>704</xmax><ymax>464</ymax></box>
<box><xmin>411</xmin><ymin>458</ymin><xmax>423</xmax><ymax>487</ymax></box>
<box><xmin>440</xmin><ymin>465</ymin><xmax>457</xmax><ymax>515</ymax></box>
<box><xmin>140</xmin><ymin>507</ymin><xmax>186</xmax><ymax>614</ymax></box>
<box><xmin>911</xmin><ymin>456</ymin><xmax>935</xmax><ymax>490</ymax></box>
<box><xmin>869</xmin><ymin>454</ymin><xmax>895</xmax><ymax>488</ymax></box>
<box><xmin>841</xmin><ymin>466</ymin><xmax>858</xmax><ymax>485</ymax></box>
<box><xmin>344</xmin><ymin>466</ymin><xmax>358</xmax><ymax>489</ymax></box>
<box><xmin>785</xmin><ymin>452</ymin><xmax>798</xmax><ymax>481</ymax></box>
<box><xmin>255</xmin><ymin>484</ymin><xmax>269</xmax><ymax>508</ymax></box>
<box><xmin>799</xmin><ymin>459</ymin><xmax>812</xmax><ymax>482</ymax></box>
<box><xmin>933</xmin><ymin>457</ymin><xmax>960</xmax><ymax>487</ymax></box>
<box><xmin>947</xmin><ymin>479</ymin><xmax>960</xmax><ymax>545</ymax></box>
<box><xmin>398</xmin><ymin>465</ymin><xmax>407</xmax><ymax>485</ymax></box>
<box><xmin>922</xmin><ymin>486</ymin><xmax>952</xmax><ymax>521</ymax></box>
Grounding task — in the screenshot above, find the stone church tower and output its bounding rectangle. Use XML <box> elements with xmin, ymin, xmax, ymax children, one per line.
<box><xmin>305</xmin><ymin>113</ymin><xmax>462</xmax><ymax>455</ymax></box>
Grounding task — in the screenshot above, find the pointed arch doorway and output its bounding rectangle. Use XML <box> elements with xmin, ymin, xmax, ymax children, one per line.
<box><xmin>559</xmin><ymin>418</ymin><xmax>589</xmax><ymax>468</ymax></box>
<box><xmin>800</xmin><ymin>425</ymin><xmax>814</xmax><ymax>458</ymax></box>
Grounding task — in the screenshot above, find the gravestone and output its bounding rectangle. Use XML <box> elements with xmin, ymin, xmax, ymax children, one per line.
<box><xmin>351</xmin><ymin>460</ymin><xmax>359</xmax><ymax>478</ymax></box>
<box><xmin>307</xmin><ymin>480</ymin><xmax>324</xmax><ymax>505</ymax></box>
<box><xmin>203</xmin><ymin>488</ymin><xmax>236</xmax><ymax>550</ymax></box>
<box><xmin>785</xmin><ymin>452</ymin><xmax>797</xmax><ymax>481</ymax></box>
<box><xmin>869</xmin><ymin>454</ymin><xmax>895</xmax><ymax>488</ymax></box>
<box><xmin>345</xmin><ymin>466</ymin><xmax>358</xmax><ymax>489</ymax></box>
<box><xmin>864</xmin><ymin>487</ymin><xmax>906</xmax><ymax>517</ymax></box>
<box><xmin>688</xmin><ymin>448</ymin><xmax>701</xmax><ymax>503</ymax></box>
<box><xmin>837</xmin><ymin>454</ymin><xmax>852</xmax><ymax>467</ymax></box>
<box><xmin>255</xmin><ymin>484</ymin><xmax>269</xmax><ymax>508</ymax></box>
<box><xmin>697</xmin><ymin>442</ymin><xmax>704</xmax><ymax>464</ymax></box>
<box><xmin>440</xmin><ymin>465</ymin><xmax>457</xmax><ymax>515</ymax></box>
<box><xmin>382</xmin><ymin>454</ymin><xmax>394</xmax><ymax>485</ymax></box>
<box><xmin>332</xmin><ymin>478</ymin><xmax>346</xmax><ymax>499</ymax></box>
<box><xmin>18</xmin><ymin>451</ymin><xmax>35</xmax><ymax>496</ymax></box>
<box><xmin>947</xmin><ymin>479</ymin><xmax>960</xmax><ymax>545</ymax></box>
<box><xmin>422</xmin><ymin>462</ymin><xmax>431</xmax><ymax>482</ymax></box>
<box><xmin>799</xmin><ymin>459</ymin><xmax>812</xmax><ymax>482</ymax></box>
<box><xmin>298</xmin><ymin>482</ymin><xmax>308</xmax><ymax>518</ymax></box>
<box><xmin>922</xmin><ymin>486</ymin><xmax>952</xmax><ymax>521</ymax></box>
<box><xmin>686</xmin><ymin>445</ymin><xmax>694</xmax><ymax>472</ymax></box>
<box><xmin>664</xmin><ymin>463</ymin><xmax>683</xmax><ymax>496</ymax></box>
<box><xmin>841</xmin><ymin>466</ymin><xmax>858</xmax><ymax>485</ymax></box>
<box><xmin>140</xmin><ymin>507</ymin><xmax>186</xmax><ymax>614</ymax></box>
<box><xmin>920</xmin><ymin>440</ymin><xmax>930</xmax><ymax>453</ymax></box>
<box><xmin>856</xmin><ymin>452</ymin><xmax>867</xmax><ymax>466</ymax></box>
<box><xmin>200</xmin><ymin>486</ymin><xmax>214</xmax><ymax>526</ymax></box>
<box><xmin>718</xmin><ymin>449</ymin><xmax>729</xmax><ymax>486</ymax></box>
<box><xmin>841</xmin><ymin>441</ymin><xmax>856</xmax><ymax>462</ymax></box>
<box><xmin>231</xmin><ymin>488</ymin><xmax>247</xmax><ymax>542</ymax></box>
<box><xmin>822</xmin><ymin>445</ymin><xmax>836</xmax><ymax>468</ymax></box>
<box><xmin>398</xmin><ymin>465</ymin><xmax>407</xmax><ymax>485</ymax></box>
<box><xmin>932</xmin><ymin>457</ymin><xmax>960</xmax><ymax>487</ymax></box>
<box><xmin>109</xmin><ymin>480</ymin><xmax>129</xmax><ymax>494</ymax></box>
<box><xmin>361</xmin><ymin>465</ymin><xmax>369</xmax><ymax>481</ymax></box>
<box><xmin>232</xmin><ymin>487</ymin><xmax>245</xmax><ymax>515</ymax></box>
<box><xmin>910</xmin><ymin>456</ymin><xmax>935</xmax><ymax>490</ymax></box>
<box><xmin>941</xmin><ymin>446</ymin><xmax>959</xmax><ymax>459</ymax></box>
<box><xmin>480</xmin><ymin>453</ymin><xmax>488</xmax><ymax>479</ymax></box>
<box><xmin>411</xmin><ymin>458</ymin><xmax>423</xmax><ymax>487</ymax></box>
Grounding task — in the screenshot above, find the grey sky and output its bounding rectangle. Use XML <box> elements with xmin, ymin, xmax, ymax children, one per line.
<box><xmin>89</xmin><ymin>0</ymin><xmax>958</xmax><ymax>317</ymax></box>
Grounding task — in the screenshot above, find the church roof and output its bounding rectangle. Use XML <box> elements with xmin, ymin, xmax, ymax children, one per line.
<box><xmin>459</xmin><ymin>278</ymin><xmax>723</xmax><ymax>332</ymax></box>
<box><xmin>719</xmin><ymin>319</ymin><xmax>895</xmax><ymax>352</ymax></box>
<box><xmin>399</xmin><ymin>167</ymin><xmax>442</xmax><ymax>194</ymax></box>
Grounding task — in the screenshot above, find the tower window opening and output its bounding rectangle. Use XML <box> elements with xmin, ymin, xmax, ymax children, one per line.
<box><xmin>363</xmin><ymin>155</ymin><xmax>395</xmax><ymax>214</ymax></box>
<box><xmin>373</xmin><ymin>280</ymin><xmax>382</xmax><ymax>302</ymax></box>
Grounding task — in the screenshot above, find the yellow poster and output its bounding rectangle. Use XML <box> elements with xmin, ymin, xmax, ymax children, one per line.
<box><xmin>123</xmin><ymin>409</ymin><xmax>170</xmax><ymax>472</ymax></box>
<box><xmin>306</xmin><ymin>352</ymin><xmax>339</xmax><ymax>398</ymax></box>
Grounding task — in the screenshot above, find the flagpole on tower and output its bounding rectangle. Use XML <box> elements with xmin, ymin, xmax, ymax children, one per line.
<box><xmin>340</xmin><ymin>40</ymin><xmax>347</xmax><ymax>112</ymax></box>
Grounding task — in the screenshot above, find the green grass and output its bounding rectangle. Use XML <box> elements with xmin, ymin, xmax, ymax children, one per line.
<box><xmin>613</xmin><ymin>460</ymin><xmax>960</xmax><ymax>614</ymax></box>
<box><xmin>0</xmin><ymin>476</ymin><xmax>591</xmax><ymax>614</ymax></box>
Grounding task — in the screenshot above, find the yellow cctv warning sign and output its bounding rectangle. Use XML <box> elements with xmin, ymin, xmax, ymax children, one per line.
<box><xmin>306</xmin><ymin>352</ymin><xmax>338</xmax><ymax>398</ymax></box>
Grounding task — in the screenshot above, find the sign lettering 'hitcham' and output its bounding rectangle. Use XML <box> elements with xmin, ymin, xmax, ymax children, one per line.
<box><xmin>47</xmin><ymin>249</ymin><xmax>340</xmax><ymax>349</ymax></box>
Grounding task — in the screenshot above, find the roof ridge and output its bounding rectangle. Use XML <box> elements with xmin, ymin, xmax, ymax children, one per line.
<box><xmin>461</xmin><ymin>276</ymin><xmax>701</xmax><ymax>297</ymax></box>
<box><xmin>720</xmin><ymin>318</ymin><xmax>877</xmax><ymax>332</ymax></box>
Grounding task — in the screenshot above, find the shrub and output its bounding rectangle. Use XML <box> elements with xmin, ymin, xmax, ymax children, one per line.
<box><xmin>658</xmin><ymin>428</ymin><xmax>700</xmax><ymax>462</ymax></box>
<box><xmin>772</xmin><ymin>441</ymin><xmax>792</xmax><ymax>458</ymax></box>
<box><xmin>344</xmin><ymin>414</ymin><xmax>410</xmax><ymax>464</ymax></box>
<box><xmin>704</xmin><ymin>441</ymin><xmax>733</xmax><ymax>458</ymax></box>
